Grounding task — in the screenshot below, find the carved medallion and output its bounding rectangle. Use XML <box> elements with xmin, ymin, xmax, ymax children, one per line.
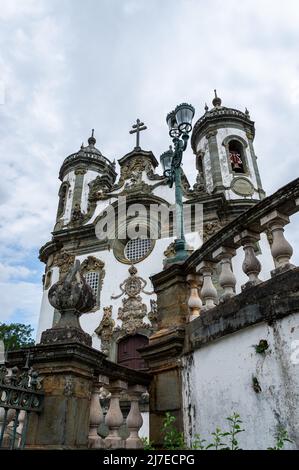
<box><xmin>231</xmin><ymin>177</ymin><xmax>254</xmax><ymax>197</ymax></box>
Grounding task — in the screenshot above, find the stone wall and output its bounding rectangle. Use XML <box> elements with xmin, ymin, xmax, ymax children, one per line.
<box><xmin>182</xmin><ymin>269</ymin><xmax>299</xmax><ymax>450</ymax></box>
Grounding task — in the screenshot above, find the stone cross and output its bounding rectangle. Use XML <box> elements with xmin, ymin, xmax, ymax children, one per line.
<box><xmin>129</xmin><ymin>119</ymin><xmax>147</xmax><ymax>149</ymax></box>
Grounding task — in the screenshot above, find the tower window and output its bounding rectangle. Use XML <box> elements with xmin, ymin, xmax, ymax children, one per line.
<box><xmin>57</xmin><ymin>182</ymin><xmax>69</xmax><ymax>218</ymax></box>
<box><xmin>84</xmin><ymin>271</ymin><xmax>99</xmax><ymax>298</ymax></box>
<box><xmin>229</xmin><ymin>140</ymin><xmax>246</xmax><ymax>174</ymax></box>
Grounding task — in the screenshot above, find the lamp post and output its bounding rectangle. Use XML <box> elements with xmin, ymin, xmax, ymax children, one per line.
<box><xmin>160</xmin><ymin>103</ymin><xmax>195</xmax><ymax>262</ymax></box>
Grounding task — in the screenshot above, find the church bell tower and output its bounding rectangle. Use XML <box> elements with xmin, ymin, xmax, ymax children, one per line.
<box><xmin>191</xmin><ymin>91</ymin><xmax>265</xmax><ymax>201</ymax></box>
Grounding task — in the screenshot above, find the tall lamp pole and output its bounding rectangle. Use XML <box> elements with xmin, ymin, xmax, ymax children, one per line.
<box><xmin>160</xmin><ymin>103</ymin><xmax>195</xmax><ymax>263</ymax></box>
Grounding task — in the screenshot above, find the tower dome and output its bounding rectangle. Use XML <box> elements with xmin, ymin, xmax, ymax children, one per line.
<box><xmin>191</xmin><ymin>92</ymin><xmax>264</xmax><ymax>201</ymax></box>
<box><xmin>55</xmin><ymin>130</ymin><xmax>117</xmax><ymax>230</ymax></box>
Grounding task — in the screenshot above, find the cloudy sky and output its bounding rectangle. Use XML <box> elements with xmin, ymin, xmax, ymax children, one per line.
<box><xmin>0</xmin><ymin>0</ymin><xmax>299</xmax><ymax>334</ymax></box>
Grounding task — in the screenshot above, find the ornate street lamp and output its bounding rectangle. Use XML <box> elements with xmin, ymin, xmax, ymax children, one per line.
<box><xmin>160</xmin><ymin>103</ymin><xmax>195</xmax><ymax>262</ymax></box>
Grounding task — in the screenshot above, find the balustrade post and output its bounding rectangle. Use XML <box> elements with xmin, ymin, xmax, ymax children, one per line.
<box><xmin>16</xmin><ymin>410</ymin><xmax>26</xmax><ymax>448</ymax></box>
<box><xmin>197</xmin><ymin>261</ymin><xmax>218</xmax><ymax>310</ymax></box>
<box><xmin>104</xmin><ymin>380</ymin><xmax>127</xmax><ymax>449</ymax></box>
<box><xmin>260</xmin><ymin>210</ymin><xmax>295</xmax><ymax>276</ymax></box>
<box><xmin>213</xmin><ymin>246</ymin><xmax>236</xmax><ymax>301</ymax></box>
<box><xmin>186</xmin><ymin>274</ymin><xmax>203</xmax><ymax>320</ymax></box>
<box><xmin>88</xmin><ymin>375</ymin><xmax>109</xmax><ymax>449</ymax></box>
<box><xmin>234</xmin><ymin>230</ymin><xmax>262</xmax><ymax>290</ymax></box>
<box><xmin>126</xmin><ymin>385</ymin><xmax>146</xmax><ymax>449</ymax></box>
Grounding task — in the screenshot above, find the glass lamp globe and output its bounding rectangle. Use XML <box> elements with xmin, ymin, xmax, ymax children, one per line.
<box><xmin>174</xmin><ymin>103</ymin><xmax>195</xmax><ymax>133</ymax></box>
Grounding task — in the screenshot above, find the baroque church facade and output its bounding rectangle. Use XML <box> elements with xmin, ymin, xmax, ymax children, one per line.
<box><xmin>37</xmin><ymin>92</ymin><xmax>265</xmax><ymax>369</ymax></box>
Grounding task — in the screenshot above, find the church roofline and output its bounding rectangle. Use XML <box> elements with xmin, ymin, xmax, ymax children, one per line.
<box><xmin>191</xmin><ymin>106</ymin><xmax>255</xmax><ymax>153</ymax></box>
<box><xmin>118</xmin><ymin>147</ymin><xmax>159</xmax><ymax>168</ymax></box>
<box><xmin>59</xmin><ymin>130</ymin><xmax>117</xmax><ymax>181</ymax></box>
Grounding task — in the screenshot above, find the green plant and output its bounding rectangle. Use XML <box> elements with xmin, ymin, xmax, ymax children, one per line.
<box><xmin>190</xmin><ymin>434</ymin><xmax>206</xmax><ymax>450</ymax></box>
<box><xmin>252</xmin><ymin>376</ymin><xmax>262</xmax><ymax>393</ymax></box>
<box><xmin>204</xmin><ymin>413</ymin><xmax>245</xmax><ymax>450</ymax></box>
<box><xmin>268</xmin><ymin>426</ymin><xmax>293</xmax><ymax>450</ymax></box>
<box><xmin>141</xmin><ymin>437</ymin><xmax>155</xmax><ymax>450</ymax></box>
<box><xmin>205</xmin><ymin>427</ymin><xmax>228</xmax><ymax>450</ymax></box>
<box><xmin>222</xmin><ymin>413</ymin><xmax>245</xmax><ymax>450</ymax></box>
<box><xmin>0</xmin><ymin>322</ymin><xmax>34</xmax><ymax>351</ymax></box>
<box><xmin>162</xmin><ymin>412</ymin><xmax>185</xmax><ymax>450</ymax></box>
<box><xmin>253</xmin><ymin>339</ymin><xmax>269</xmax><ymax>354</ymax></box>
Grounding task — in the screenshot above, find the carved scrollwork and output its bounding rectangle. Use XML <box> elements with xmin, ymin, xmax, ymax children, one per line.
<box><xmin>53</xmin><ymin>251</ymin><xmax>75</xmax><ymax>278</ymax></box>
<box><xmin>95</xmin><ymin>306</ymin><xmax>115</xmax><ymax>355</ymax></box>
<box><xmin>201</xmin><ymin>220</ymin><xmax>224</xmax><ymax>242</ymax></box>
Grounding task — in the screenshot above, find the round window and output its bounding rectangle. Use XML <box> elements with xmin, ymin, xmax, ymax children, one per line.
<box><xmin>124</xmin><ymin>239</ymin><xmax>153</xmax><ymax>263</ymax></box>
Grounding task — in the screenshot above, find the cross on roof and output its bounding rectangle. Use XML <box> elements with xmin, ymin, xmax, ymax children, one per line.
<box><xmin>129</xmin><ymin>119</ymin><xmax>147</xmax><ymax>149</ymax></box>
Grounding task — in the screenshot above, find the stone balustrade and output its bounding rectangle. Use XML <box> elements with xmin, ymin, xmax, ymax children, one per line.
<box><xmin>183</xmin><ymin>177</ymin><xmax>299</xmax><ymax>320</ymax></box>
<box><xmin>5</xmin><ymin>342</ymin><xmax>150</xmax><ymax>450</ymax></box>
<box><xmin>88</xmin><ymin>376</ymin><xmax>147</xmax><ymax>449</ymax></box>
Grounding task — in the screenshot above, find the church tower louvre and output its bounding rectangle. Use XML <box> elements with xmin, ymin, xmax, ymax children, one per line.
<box><xmin>191</xmin><ymin>90</ymin><xmax>265</xmax><ymax>205</ymax></box>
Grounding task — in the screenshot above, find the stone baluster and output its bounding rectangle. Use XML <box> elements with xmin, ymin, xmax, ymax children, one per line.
<box><xmin>213</xmin><ymin>246</ymin><xmax>236</xmax><ymax>301</ymax></box>
<box><xmin>186</xmin><ymin>274</ymin><xmax>203</xmax><ymax>321</ymax></box>
<box><xmin>197</xmin><ymin>261</ymin><xmax>218</xmax><ymax>310</ymax></box>
<box><xmin>105</xmin><ymin>380</ymin><xmax>127</xmax><ymax>449</ymax></box>
<box><xmin>260</xmin><ymin>210</ymin><xmax>295</xmax><ymax>276</ymax></box>
<box><xmin>1</xmin><ymin>409</ymin><xmax>16</xmax><ymax>448</ymax></box>
<box><xmin>234</xmin><ymin>230</ymin><xmax>262</xmax><ymax>289</ymax></box>
<box><xmin>88</xmin><ymin>375</ymin><xmax>109</xmax><ymax>449</ymax></box>
<box><xmin>126</xmin><ymin>385</ymin><xmax>147</xmax><ymax>449</ymax></box>
<box><xmin>16</xmin><ymin>410</ymin><xmax>26</xmax><ymax>447</ymax></box>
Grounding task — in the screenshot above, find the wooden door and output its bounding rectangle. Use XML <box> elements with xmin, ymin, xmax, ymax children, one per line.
<box><xmin>117</xmin><ymin>334</ymin><xmax>148</xmax><ymax>370</ymax></box>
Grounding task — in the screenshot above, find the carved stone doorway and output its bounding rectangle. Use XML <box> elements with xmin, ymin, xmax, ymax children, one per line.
<box><xmin>117</xmin><ymin>334</ymin><xmax>149</xmax><ymax>370</ymax></box>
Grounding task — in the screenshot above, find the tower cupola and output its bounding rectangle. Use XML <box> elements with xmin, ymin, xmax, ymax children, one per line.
<box><xmin>55</xmin><ymin>130</ymin><xmax>117</xmax><ymax>230</ymax></box>
<box><xmin>191</xmin><ymin>92</ymin><xmax>265</xmax><ymax>201</ymax></box>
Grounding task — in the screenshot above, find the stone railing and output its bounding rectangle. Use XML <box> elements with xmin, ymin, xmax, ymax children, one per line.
<box><xmin>7</xmin><ymin>343</ymin><xmax>150</xmax><ymax>450</ymax></box>
<box><xmin>89</xmin><ymin>375</ymin><xmax>148</xmax><ymax>449</ymax></box>
<box><xmin>184</xmin><ymin>177</ymin><xmax>299</xmax><ymax>319</ymax></box>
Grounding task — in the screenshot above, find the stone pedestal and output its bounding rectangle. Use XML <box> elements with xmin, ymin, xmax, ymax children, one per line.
<box><xmin>141</xmin><ymin>264</ymin><xmax>187</xmax><ymax>447</ymax></box>
<box><xmin>24</xmin><ymin>342</ymin><xmax>104</xmax><ymax>449</ymax></box>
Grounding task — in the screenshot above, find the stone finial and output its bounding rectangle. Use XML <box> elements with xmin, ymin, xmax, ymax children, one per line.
<box><xmin>212</xmin><ymin>89</ymin><xmax>222</xmax><ymax>108</ymax></box>
<box><xmin>88</xmin><ymin>129</ymin><xmax>96</xmax><ymax>146</ymax></box>
<box><xmin>40</xmin><ymin>260</ymin><xmax>95</xmax><ymax>346</ymax></box>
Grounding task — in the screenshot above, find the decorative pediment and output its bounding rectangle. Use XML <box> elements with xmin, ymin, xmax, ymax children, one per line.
<box><xmin>80</xmin><ymin>256</ymin><xmax>105</xmax><ymax>273</ymax></box>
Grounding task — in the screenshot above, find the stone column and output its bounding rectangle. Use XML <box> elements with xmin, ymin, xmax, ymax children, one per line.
<box><xmin>197</xmin><ymin>261</ymin><xmax>218</xmax><ymax>310</ymax></box>
<box><xmin>186</xmin><ymin>273</ymin><xmax>202</xmax><ymax>321</ymax></box>
<box><xmin>260</xmin><ymin>210</ymin><xmax>295</xmax><ymax>276</ymax></box>
<box><xmin>140</xmin><ymin>264</ymin><xmax>186</xmax><ymax>447</ymax></box>
<box><xmin>71</xmin><ymin>168</ymin><xmax>87</xmax><ymax>213</ymax></box>
<box><xmin>206</xmin><ymin>129</ymin><xmax>224</xmax><ymax>193</ymax></box>
<box><xmin>234</xmin><ymin>230</ymin><xmax>262</xmax><ymax>289</ymax></box>
<box><xmin>105</xmin><ymin>380</ymin><xmax>128</xmax><ymax>449</ymax></box>
<box><xmin>213</xmin><ymin>246</ymin><xmax>236</xmax><ymax>301</ymax></box>
<box><xmin>126</xmin><ymin>384</ymin><xmax>146</xmax><ymax>449</ymax></box>
<box><xmin>88</xmin><ymin>375</ymin><xmax>109</xmax><ymax>449</ymax></box>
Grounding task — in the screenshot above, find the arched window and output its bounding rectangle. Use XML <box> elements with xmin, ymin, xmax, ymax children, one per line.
<box><xmin>117</xmin><ymin>334</ymin><xmax>149</xmax><ymax>370</ymax></box>
<box><xmin>228</xmin><ymin>140</ymin><xmax>246</xmax><ymax>174</ymax></box>
<box><xmin>57</xmin><ymin>182</ymin><xmax>69</xmax><ymax>219</ymax></box>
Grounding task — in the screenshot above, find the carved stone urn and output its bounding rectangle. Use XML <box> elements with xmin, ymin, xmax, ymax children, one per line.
<box><xmin>40</xmin><ymin>260</ymin><xmax>95</xmax><ymax>346</ymax></box>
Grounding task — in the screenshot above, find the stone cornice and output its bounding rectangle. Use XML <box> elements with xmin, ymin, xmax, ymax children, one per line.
<box><xmin>191</xmin><ymin>107</ymin><xmax>255</xmax><ymax>153</ymax></box>
<box><xmin>184</xmin><ymin>267</ymin><xmax>299</xmax><ymax>353</ymax></box>
<box><xmin>59</xmin><ymin>153</ymin><xmax>117</xmax><ymax>182</ymax></box>
<box><xmin>7</xmin><ymin>342</ymin><xmax>152</xmax><ymax>387</ymax></box>
<box><xmin>184</xmin><ymin>177</ymin><xmax>299</xmax><ymax>273</ymax></box>
<box><xmin>118</xmin><ymin>147</ymin><xmax>159</xmax><ymax>168</ymax></box>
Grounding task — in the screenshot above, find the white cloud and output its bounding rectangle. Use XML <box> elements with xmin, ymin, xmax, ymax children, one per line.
<box><xmin>0</xmin><ymin>281</ymin><xmax>42</xmax><ymax>328</ymax></box>
<box><xmin>0</xmin><ymin>0</ymin><xmax>299</xmax><ymax>327</ymax></box>
<box><xmin>0</xmin><ymin>262</ymin><xmax>33</xmax><ymax>282</ymax></box>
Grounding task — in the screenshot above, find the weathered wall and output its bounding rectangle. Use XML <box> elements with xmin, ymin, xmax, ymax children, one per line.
<box><xmin>182</xmin><ymin>313</ymin><xmax>299</xmax><ymax>450</ymax></box>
